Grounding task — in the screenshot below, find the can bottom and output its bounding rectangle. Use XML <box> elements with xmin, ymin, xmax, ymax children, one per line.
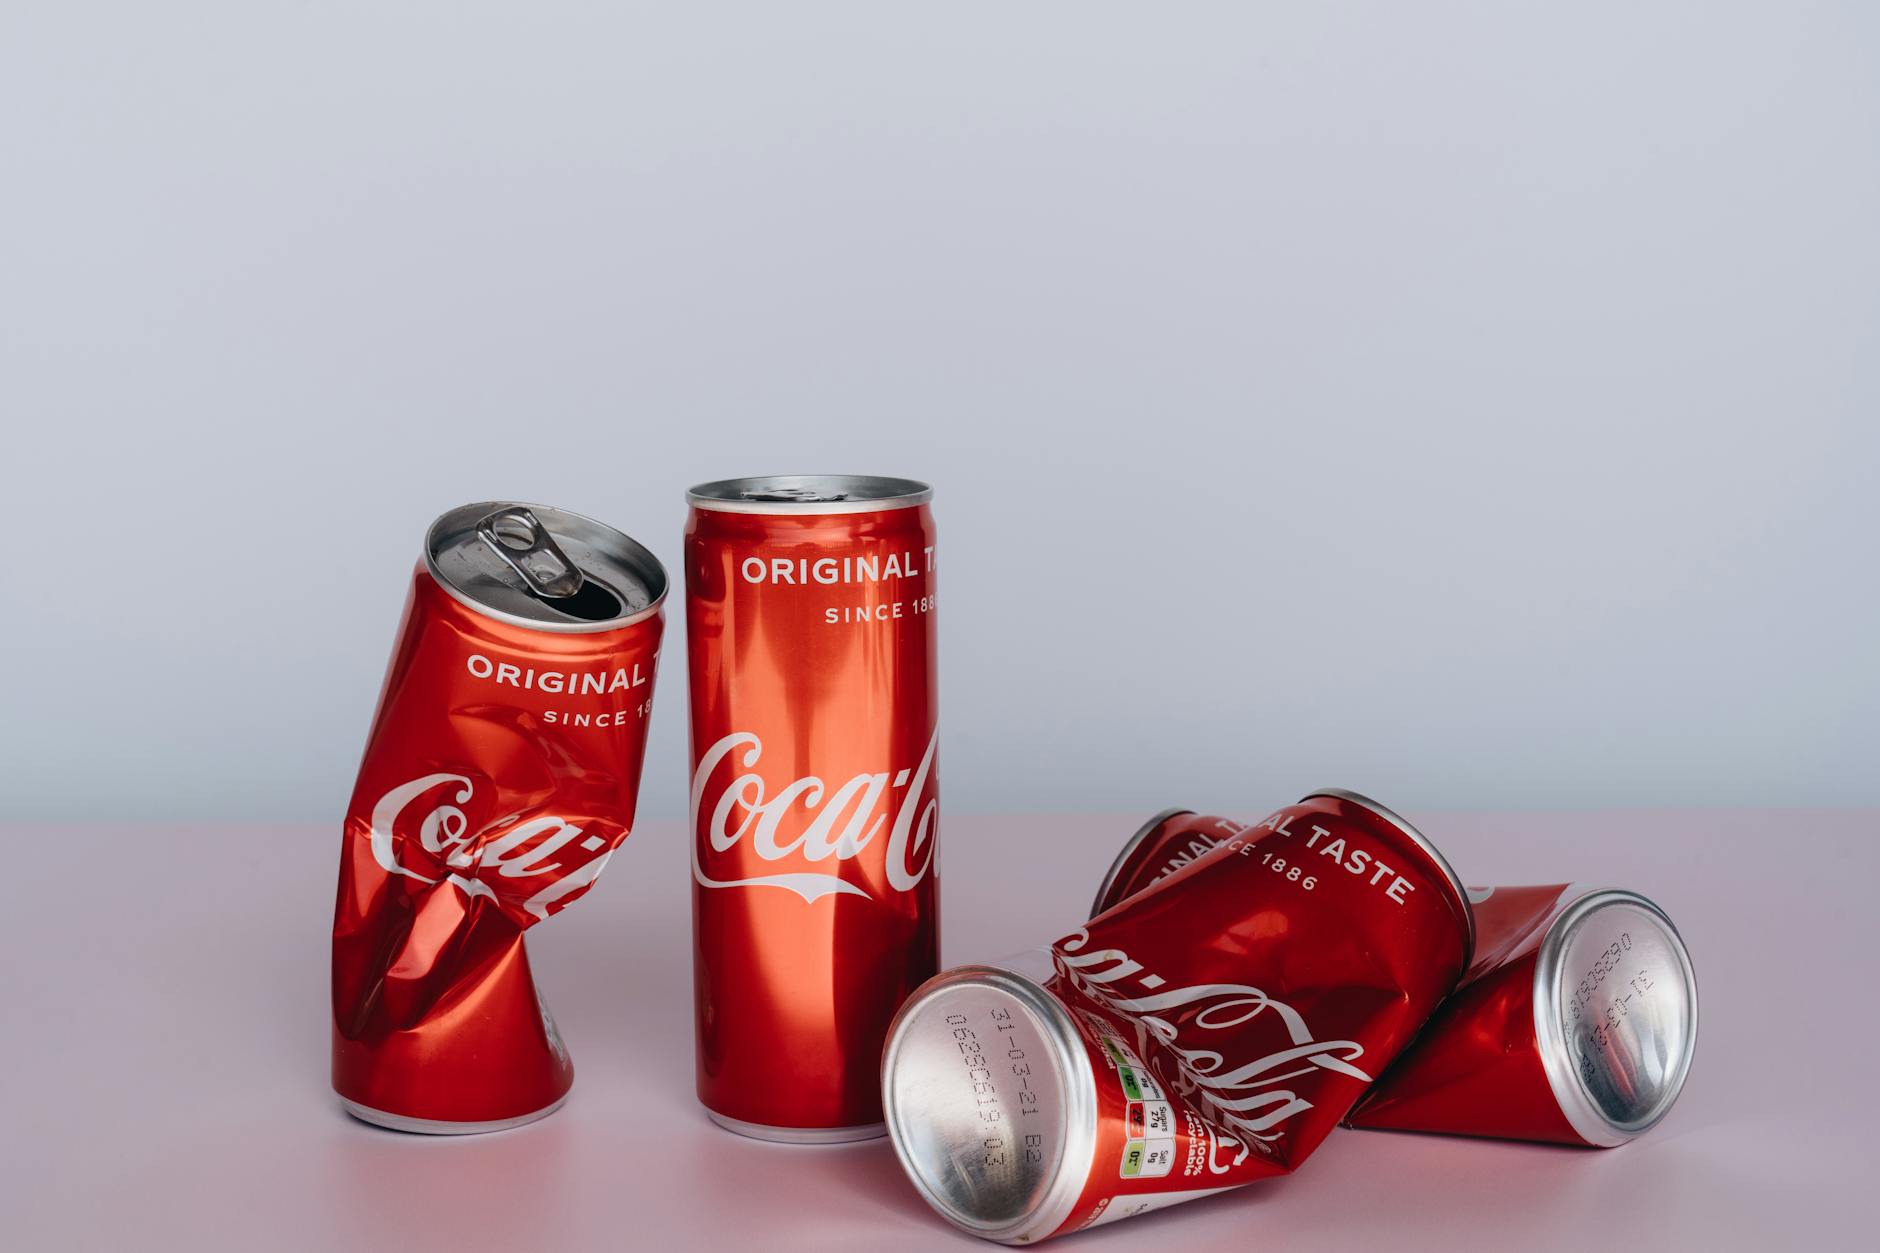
<box><xmin>339</xmin><ymin>1094</ymin><xmax>569</xmax><ymax>1135</ymax></box>
<box><xmin>882</xmin><ymin>965</ymin><xmax>1097</xmax><ymax>1245</ymax></box>
<box><xmin>705</xmin><ymin>1110</ymin><xmax>886</xmax><ymax>1144</ymax></box>
<box><xmin>1532</xmin><ymin>889</ymin><xmax>1698</xmax><ymax>1147</ymax></box>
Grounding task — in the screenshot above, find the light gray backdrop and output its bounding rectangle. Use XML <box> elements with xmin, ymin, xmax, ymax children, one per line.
<box><xmin>4</xmin><ymin>3</ymin><xmax>1876</xmax><ymax>822</ymax></box>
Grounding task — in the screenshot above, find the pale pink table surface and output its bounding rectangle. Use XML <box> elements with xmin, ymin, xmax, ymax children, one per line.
<box><xmin>3</xmin><ymin>810</ymin><xmax>1872</xmax><ymax>1251</ymax></box>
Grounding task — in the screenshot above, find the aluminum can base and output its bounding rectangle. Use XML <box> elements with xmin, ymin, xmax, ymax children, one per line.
<box><xmin>1344</xmin><ymin>885</ymin><xmax>1696</xmax><ymax>1146</ymax></box>
<box><xmin>339</xmin><ymin>1094</ymin><xmax>568</xmax><ymax>1135</ymax></box>
<box><xmin>705</xmin><ymin>1109</ymin><xmax>886</xmax><ymax>1145</ymax></box>
<box><xmin>885</xmin><ymin>792</ymin><xmax>1475</xmax><ymax>1242</ymax></box>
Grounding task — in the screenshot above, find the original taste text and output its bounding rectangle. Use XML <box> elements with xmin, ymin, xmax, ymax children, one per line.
<box><xmin>1222</xmin><ymin>811</ymin><xmax>1418</xmax><ymax>905</ymax></box>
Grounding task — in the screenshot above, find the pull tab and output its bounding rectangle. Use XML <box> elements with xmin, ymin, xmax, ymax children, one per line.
<box><xmin>476</xmin><ymin>506</ymin><xmax>585</xmax><ymax>599</ymax></box>
<box><xmin>740</xmin><ymin>486</ymin><xmax>851</xmax><ymax>503</ymax></box>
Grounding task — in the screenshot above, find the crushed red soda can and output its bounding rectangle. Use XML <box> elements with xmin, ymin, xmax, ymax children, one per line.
<box><xmin>686</xmin><ymin>476</ymin><xmax>939</xmax><ymax>1143</ymax></box>
<box><xmin>331</xmin><ymin>503</ymin><xmax>666</xmax><ymax>1133</ymax></box>
<box><xmin>1097</xmin><ymin>817</ymin><xmax>1702</xmax><ymax>1148</ymax></box>
<box><xmin>1090</xmin><ymin>809</ymin><xmax>1242</xmax><ymax>916</ymax></box>
<box><xmin>882</xmin><ymin>790</ymin><xmax>1473</xmax><ymax>1243</ymax></box>
<box><xmin>1345</xmin><ymin>883</ymin><xmax>1698</xmax><ymax>1146</ymax></box>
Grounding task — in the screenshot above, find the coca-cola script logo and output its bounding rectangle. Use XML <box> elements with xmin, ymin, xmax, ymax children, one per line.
<box><xmin>689</xmin><ymin>729</ymin><xmax>938</xmax><ymax>903</ymax></box>
<box><xmin>368</xmin><ymin>774</ymin><xmax>616</xmax><ymax>922</ymax></box>
<box><xmin>1055</xmin><ymin>928</ymin><xmax>1372</xmax><ymax>1151</ymax></box>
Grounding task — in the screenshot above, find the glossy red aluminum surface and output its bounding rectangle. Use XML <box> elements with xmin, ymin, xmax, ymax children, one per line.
<box><xmin>1090</xmin><ymin>810</ymin><xmax>1240</xmax><ymax>916</ymax></box>
<box><xmin>331</xmin><ymin>563</ymin><xmax>662</xmax><ymax>1130</ymax></box>
<box><xmin>1346</xmin><ymin>883</ymin><xmax>1697</xmax><ymax>1146</ymax></box>
<box><xmin>883</xmin><ymin>791</ymin><xmax>1472</xmax><ymax>1242</ymax></box>
<box><xmin>686</xmin><ymin>484</ymin><xmax>939</xmax><ymax>1139</ymax></box>
<box><xmin>1345</xmin><ymin>885</ymin><xmax>1582</xmax><ymax>1142</ymax></box>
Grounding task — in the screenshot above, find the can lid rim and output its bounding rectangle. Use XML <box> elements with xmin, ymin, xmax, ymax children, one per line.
<box><xmin>1301</xmin><ymin>788</ymin><xmax>1477</xmax><ymax>966</ymax></box>
<box><xmin>882</xmin><ymin>964</ymin><xmax>1097</xmax><ymax>1246</ymax></box>
<box><xmin>423</xmin><ymin>501</ymin><xmax>668</xmax><ymax>634</ymax></box>
<box><xmin>686</xmin><ymin>475</ymin><xmax>933</xmax><ymax>515</ymax></box>
<box><xmin>1090</xmin><ymin>808</ymin><xmax>1196</xmax><ymax>917</ymax></box>
<box><xmin>1531</xmin><ymin>888</ymin><xmax>1699</xmax><ymax>1146</ymax></box>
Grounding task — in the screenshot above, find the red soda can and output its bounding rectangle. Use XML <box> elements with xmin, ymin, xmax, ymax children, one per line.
<box><xmin>882</xmin><ymin>790</ymin><xmax>1472</xmax><ymax>1242</ymax></box>
<box><xmin>1090</xmin><ymin>809</ymin><xmax>1242</xmax><ymax>916</ymax></box>
<box><xmin>331</xmin><ymin>503</ymin><xmax>666</xmax><ymax>1133</ymax></box>
<box><xmin>686</xmin><ymin>475</ymin><xmax>939</xmax><ymax>1142</ymax></box>
<box><xmin>1345</xmin><ymin>883</ymin><xmax>1698</xmax><ymax>1146</ymax></box>
<box><xmin>1099</xmin><ymin>818</ymin><xmax>1702</xmax><ymax>1147</ymax></box>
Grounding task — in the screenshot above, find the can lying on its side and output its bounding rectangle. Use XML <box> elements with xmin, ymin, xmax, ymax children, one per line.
<box><xmin>1090</xmin><ymin>809</ymin><xmax>1242</xmax><ymax>916</ymax></box>
<box><xmin>1345</xmin><ymin>883</ymin><xmax>1698</xmax><ymax>1146</ymax></box>
<box><xmin>1098</xmin><ymin>818</ymin><xmax>1701</xmax><ymax>1148</ymax></box>
<box><xmin>882</xmin><ymin>790</ymin><xmax>1474</xmax><ymax>1244</ymax></box>
<box><xmin>331</xmin><ymin>502</ymin><xmax>666</xmax><ymax>1133</ymax></box>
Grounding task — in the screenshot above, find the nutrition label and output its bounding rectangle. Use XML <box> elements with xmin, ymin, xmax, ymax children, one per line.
<box><xmin>1079</xmin><ymin>1012</ymin><xmax>1176</xmax><ymax>1179</ymax></box>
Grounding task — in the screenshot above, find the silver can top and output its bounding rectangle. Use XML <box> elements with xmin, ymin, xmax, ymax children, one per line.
<box><xmin>686</xmin><ymin>474</ymin><xmax>932</xmax><ymax>515</ymax></box>
<box><xmin>882</xmin><ymin>965</ymin><xmax>1096</xmax><ymax>1246</ymax></box>
<box><xmin>1533</xmin><ymin>888</ymin><xmax>1699</xmax><ymax>1146</ymax></box>
<box><xmin>424</xmin><ymin>501</ymin><xmax>667</xmax><ymax>633</ymax></box>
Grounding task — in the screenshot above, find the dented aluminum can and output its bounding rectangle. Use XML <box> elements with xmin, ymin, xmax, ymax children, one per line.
<box><xmin>1091</xmin><ymin>809</ymin><xmax>1239</xmax><ymax>917</ymax></box>
<box><xmin>883</xmin><ymin>790</ymin><xmax>1472</xmax><ymax>1243</ymax></box>
<box><xmin>331</xmin><ymin>502</ymin><xmax>666</xmax><ymax>1133</ymax></box>
<box><xmin>1099</xmin><ymin>818</ymin><xmax>1701</xmax><ymax>1148</ymax></box>
<box><xmin>1345</xmin><ymin>883</ymin><xmax>1698</xmax><ymax>1146</ymax></box>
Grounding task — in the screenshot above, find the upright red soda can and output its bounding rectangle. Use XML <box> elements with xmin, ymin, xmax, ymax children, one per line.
<box><xmin>1346</xmin><ymin>883</ymin><xmax>1698</xmax><ymax>1146</ymax></box>
<box><xmin>332</xmin><ymin>502</ymin><xmax>666</xmax><ymax>1133</ymax></box>
<box><xmin>686</xmin><ymin>475</ymin><xmax>939</xmax><ymax>1142</ymax></box>
<box><xmin>882</xmin><ymin>790</ymin><xmax>1472</xmax><ymax>1243</ymax></box>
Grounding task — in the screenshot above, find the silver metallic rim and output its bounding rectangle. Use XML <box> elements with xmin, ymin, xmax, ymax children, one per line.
<box><xmin>686</xmin><ymin>475</ymin><xmax>933</xmax><ymax>515</ymax></box>
<box><xmin>1090</xmin><ymin>808</ymin><xmax>1195</xmax><ymax>918</ymax></box>
<box><xmin>340</xmin><ymin>1094</ymin><xmax>567</xmax><ymax>1135</ymax></box>
<box><xmin>882</xmin><ymin>966</ymin><xmax>1097</xmax><ymax>1246</ymax></box>
<box><xmin>704</xmin><ymin>1111</ymin><xmax>886</xmax><ymax>1144</ymax></box>
<box><xmin>1303</xmin><ymin>788</ymin><xmax>1476</xmax><ymax>964</ymax></box>
<box><xmin>423</xmin><ymin>501</ymin><xmax>668</xmax><ymax>633</ymax></box>
<box><xmin>1531</xmin><ymin>888</ymin><xmax>1699</xmax><ymax>1147</ymax></box>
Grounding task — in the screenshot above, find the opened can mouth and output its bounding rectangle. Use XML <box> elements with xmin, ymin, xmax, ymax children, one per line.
<box><xmin>882</xmin><ymin>966</ymin><xmax>1096</xmax><ymax>1246</ymax></box>
<box><xmin>1532</xmin><ymin>889</ymin><xmax>1699</xmax><ymax>1146</ymax></box>
<box><xmin>424</xmin><ymin>500</ymin><xmax>667</xmax><ymax>633</ymax></box>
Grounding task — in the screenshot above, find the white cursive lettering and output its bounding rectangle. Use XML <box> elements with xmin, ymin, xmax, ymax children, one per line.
<box><xmin>690</xmin><ymin>729</ymin><xmax>939</xmax><ymax>903</ymax></box>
